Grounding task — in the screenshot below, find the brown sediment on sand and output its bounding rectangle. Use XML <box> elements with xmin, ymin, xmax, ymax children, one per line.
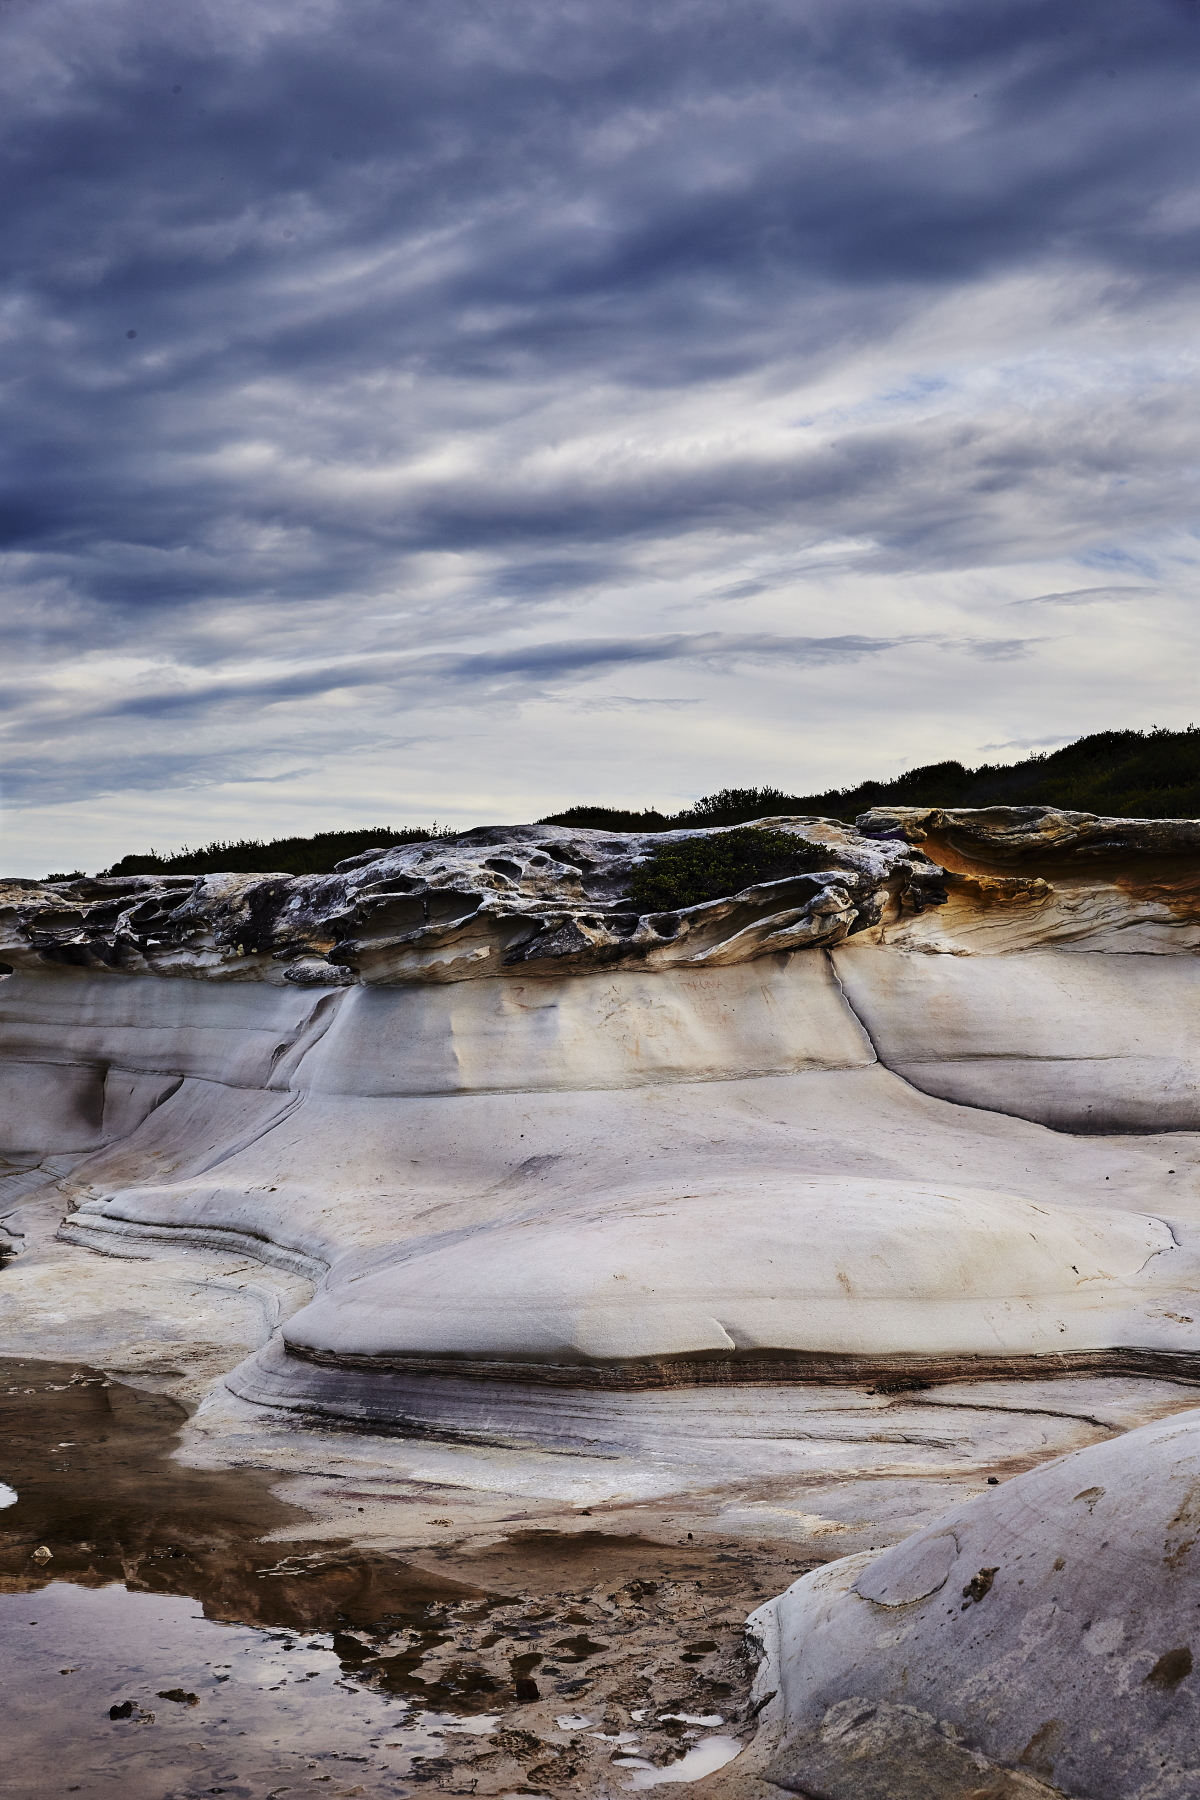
<box><xmin>0</xmin><ymin>1356</ymin><xmax>811</xmax><ymax>1626</ymax></box>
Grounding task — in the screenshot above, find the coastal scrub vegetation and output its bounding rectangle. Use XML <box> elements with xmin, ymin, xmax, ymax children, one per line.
<box><xmin>71</xmin><ymin>727</ymin><xmax>1200</xmax><ymax>881</ymax></box>
<box><xmin>542</xmin><ymin>726</ymin><xmax>1200</xmax><ymax>830</ymax></box>
<box><xmin>628</xmin><ymin>827</ymin><xmax>827</xmax><ymax>912</ymax></box>
<box><xmin>100</xmin><ymin>825</ymin><xmax>453</xmax><ymax>879</ymax></box>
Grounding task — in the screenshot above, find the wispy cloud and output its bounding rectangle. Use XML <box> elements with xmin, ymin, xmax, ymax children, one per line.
<box><xmin>1010</xmin><ymin>586</ymin><xmax>1161</xmax><ymax>606</ymax></box>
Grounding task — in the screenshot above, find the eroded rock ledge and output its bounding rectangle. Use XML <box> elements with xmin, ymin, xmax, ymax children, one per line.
<box><xmin>0</xmin><ymin>816</ymin><xmax>951</xmax><ymax>984</ymax></box>
<box><xmin>7</xmin><ymin>804</ymin><xmax>1199</xmax><ymax>988</ymax></box>
<box><xmin>859</xmin><ymin>803</ymin><xmax>1200</xmax><ymax>862</ymax></box>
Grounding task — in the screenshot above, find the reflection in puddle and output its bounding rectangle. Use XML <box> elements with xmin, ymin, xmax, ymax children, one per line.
<box><xmin>618</xmin><ymin>1737</ymin><xmax>743</xmax><ymax>1788</ymax></box>
<box><xmin>0</xmin><ymin>1359</ymin><xmax>813</xmax><ymax>1793</ymax></box>
<box><xmin>0</xmin><ymin>1580</ymin><xmax>496</xmax><ymax>1797</ymax></box>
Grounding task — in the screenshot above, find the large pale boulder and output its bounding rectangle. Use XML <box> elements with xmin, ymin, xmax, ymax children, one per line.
<box><xmin>749</xmin><ymin>1409</ymin><xmax>1200</xmax><ymax>1798</ymax></box>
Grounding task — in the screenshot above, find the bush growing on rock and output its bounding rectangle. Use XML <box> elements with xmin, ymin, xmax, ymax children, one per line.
<box><xmin>541</xmin><ymin>726</ymin><xmax>1200</xmax><ymax>828</ymax></box>
<box><xmin>98</xmin><ymin>824</ymin><xmax>453</xmax><ymax>879</ymax></box>
<box><xmin>629</xmin><ymin>827</ymin><xmax>827</xmax><ymax>911</ymax></box>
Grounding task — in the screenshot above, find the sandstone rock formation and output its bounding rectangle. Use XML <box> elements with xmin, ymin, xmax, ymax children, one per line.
<box><xmin>749</xmin><ymin>1409</ymin><xmax>1200</xmax><ymax>1798</ymax></box>
<box><xmin>3</xmin><ymin>804</ymin><xmax>1199</xmax><ymax>1795</ymax></box>
<box><xmin>0</xmin><ymin>815</ymin><xmax>943</xmax><ymax>985</ymax></box>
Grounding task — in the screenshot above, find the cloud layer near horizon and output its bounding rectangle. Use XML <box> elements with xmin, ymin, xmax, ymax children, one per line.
<box><xmin>3</xmin><ymin>0</ymin><xmax>1199</xmax><ymax>870</ymax></box>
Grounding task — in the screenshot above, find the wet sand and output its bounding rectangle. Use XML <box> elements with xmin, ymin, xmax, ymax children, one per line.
<box><xmin>1</xmin><ymin>1358</ymin><xmax>817</xmax><ymax>1796</ymax></box>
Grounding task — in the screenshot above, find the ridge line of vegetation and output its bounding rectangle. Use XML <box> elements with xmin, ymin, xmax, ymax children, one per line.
<box><xmin>540</xmin><ymin>726</ymin><xmax>1200</xmax><ymax>832</ymax></box>
<box><xmin>46</xmin><ymin>727</ymin><xmax>1200</xmax><ymax>880</ymax></box>
<box><xmin>82</xmin><ymin>825</ymin><xmax>455</xmax><ymax>882</ymax></box>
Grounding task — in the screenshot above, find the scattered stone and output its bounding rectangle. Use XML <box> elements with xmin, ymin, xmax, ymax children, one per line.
<box><xmin>765</xmin><ymin>1696</ymin><xmax>1063</xmax><ymax>1798</ymax></box>
<box><xmin>961</xmin><ymin>1567</ymin><xmax>998</xmax><ymax>1606</ymax></box>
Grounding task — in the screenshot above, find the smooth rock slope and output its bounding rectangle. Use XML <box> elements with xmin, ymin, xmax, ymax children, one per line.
<box><xmin>4</xmin><ymin>806</ymin><xmax>1198</xmax><ymax>1397</ymax></box>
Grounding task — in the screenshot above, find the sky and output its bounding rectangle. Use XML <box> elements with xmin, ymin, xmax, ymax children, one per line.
<box><xmin>3</xmin><ymin>0</ymin><xmax>1200</xmax><ymax>874</ymax></box>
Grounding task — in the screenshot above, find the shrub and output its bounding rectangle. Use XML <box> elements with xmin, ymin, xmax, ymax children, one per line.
<box><xmin>540</xmin><ymin>726</ymin><xmax>1200</xmax><ymax>827</ymax></box>
<box><xmin>99</xmin><ymin>825</ymin><xmax>454</xmax><ymax>879</ymax></box>
<box><xmin>678</xmin><ymin>786</ymin><xmax>805</xmax><ymax>826</ymax></box>
<box><xmin>629</xmin><ymin>827</ymin><xmax>828</xmax><ymax>912</ymax></box>
<box><xmin>538</xmin><ymin>805</ymin><xmax>671</xmax><ymax>832</ymax></box>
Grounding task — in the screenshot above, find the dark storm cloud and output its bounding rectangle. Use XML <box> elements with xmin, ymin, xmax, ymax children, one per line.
<box><xmin>3</xmin><ymin>0</ymin><xmax>1200</xmax><ymax>828</ymax></box>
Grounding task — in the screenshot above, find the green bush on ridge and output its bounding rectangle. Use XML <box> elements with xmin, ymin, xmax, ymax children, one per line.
<box><xmin>628</xmin><ymin>827</ymin><xmax>828</xmax><ymax>912</ymax></box>
<box><xmin>68</xmin><ymin>726</ymin><xmax>1200</xmax><ymax>883</ymax></box>
<box><xmin>99</xmin><ymin>824</ymin><xmax>453</xmax><ymax>879</ymax></box>
<box><xmin>541</xmin><ymin>726</ymin><xmax>1200</xmax><ymax>831</ymax></box>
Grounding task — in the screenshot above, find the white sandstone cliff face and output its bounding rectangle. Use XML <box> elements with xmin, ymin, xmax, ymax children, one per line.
<box><xmin>4</xmin><ymin>806</ymin><xmax>1198</xmax><ymax>1388</ymax></box>
<box><xmin>3</xmin><ymin>805</ymin><xmax>1199</xmax><ymax>1794</ymax></box>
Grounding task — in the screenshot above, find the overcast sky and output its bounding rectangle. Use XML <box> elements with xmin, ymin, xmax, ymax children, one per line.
<box><xmin>3</xmin><ymin>0</ymin><xmax>1200</xmax><ymax>873</ymax></box>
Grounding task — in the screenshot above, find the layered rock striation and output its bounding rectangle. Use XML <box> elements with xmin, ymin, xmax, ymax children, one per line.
<box><xmin>0</xmin><ymin>816</ymin><xmax>947</xmax><ymax>985</ymax></box>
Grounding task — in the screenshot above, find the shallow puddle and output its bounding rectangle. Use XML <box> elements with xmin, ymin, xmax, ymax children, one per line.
<box><xmin>1</xmin><ymin>1358</ymin><xmax>811</xmax><ymax>1794</ymax></box>
<box><xmin>1</xmin><ymin>1580</ymin><xmax>499</xmax><ymax>1798</ymax></box>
